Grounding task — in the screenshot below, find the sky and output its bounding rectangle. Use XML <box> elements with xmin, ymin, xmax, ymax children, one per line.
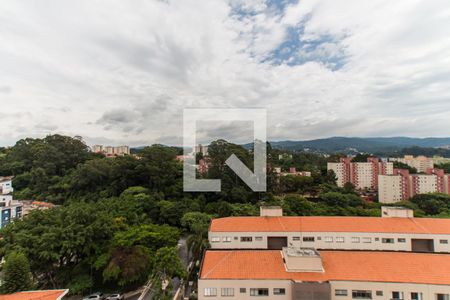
<box><xmin>1</xmin><ymin>0</ymin><xmax>450</xmax><ymax>147</ymax></box>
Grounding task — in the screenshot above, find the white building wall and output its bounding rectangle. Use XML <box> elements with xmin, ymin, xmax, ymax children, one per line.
<box><xmin>209</xmin><ymin>231</ymin><xmax>450</xmax><ymax>253</ymax></box>
<box><xmin>378</xmin><ymin>175</ymin><xmax>403</xmax><ymax>203</ymax></box>
<box><xmin>327</xmin><ymin>163</ymin><xmax>345</xmax><ymax>187</ymax></box>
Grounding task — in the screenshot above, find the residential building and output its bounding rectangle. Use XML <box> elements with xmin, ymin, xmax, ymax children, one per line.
<box><xmin>327</xmin><ymin>158</ymin><xmax>393</xmax><ymax>190</ymax></box>
<box><xmin>0</xmin><ymin>176</ymin><xmax>13</xmax><ymax>195</ymax></box>
<box><xmin>390</xmin><ymin>155</ymin><xmax>434</xmax><ymax>173</ymax></box>
<box><xmin>276</xmin><ymin>167</ymin><xmax>311</xmax><ymax>177</ymax></box>
<box><xmin>199</xmin><ymin>249</ymin><xmax>450</xmax><ymax>300</ymax></box>
<box><xmin>0</xmin><ymin>178</ymin><xmax>22</xmax><ymax>229</ymax></box>
<box><xmin>21</xmin><ymin>200</ymin><xmax>56</xmax><ymax>216</ymax></box>
<box><xmin>208</xmin><ymin>207</ymin><xmax>450</xmax><ymax>253</ymax></box>
<box><xmin>433</xmin><ymin>156</ymin><xmax>450</xmax><ymax>165</ymax></box>
<box><xmin>195</xmin><ymin>144</ymin><xmax>209</xmax><ymax>156</ymax></box>
<box><xmin>0</xmin><ymin>289</ymin><xmax>69</xmax><ymax>300</ymax></box>
<box><xmin>378</xmin><ymin>168</ymin><xmax>450</xmax><ymax>203</ymax></box>
<box><xmin>91</xmin><ymin>145</ymin><xmax>130</xmax><ymax>157</ymax></box>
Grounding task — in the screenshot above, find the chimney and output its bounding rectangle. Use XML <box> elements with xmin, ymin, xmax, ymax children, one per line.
<box><xmin>381</xmin><ymin>206</ymin><xmax>414</xmax><ymax>218</ymax></box>
<box><xmin>260</xmin><ymin>206</ymin><xmax>283</xmax><ymax>217</ymax></box>
<box><xmin>282</xmin><ymin>247</ymin><xmax>324</xmax><ymax>272</ymax></box>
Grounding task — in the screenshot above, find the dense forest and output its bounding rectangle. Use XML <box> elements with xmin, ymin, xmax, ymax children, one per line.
<box><xmin>0</xmin><ymin>135</ymin><xmax>449</xmax><ymax>297</ymax></box>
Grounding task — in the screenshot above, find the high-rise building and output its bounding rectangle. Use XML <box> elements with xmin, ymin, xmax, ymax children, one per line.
<box><xmin>390</xmin><ymin>155</ymin><xmax>434</xmax><ymax>173</ymax></box>
<box><xmin>327</xmin><ymin>157</ymin><xmax>393</xmax><ymax>190</ymax></box>
<box><xmin>378</xmin><ymin>168</ymin><xmax>450</xmax><ymax>203</ymax></box>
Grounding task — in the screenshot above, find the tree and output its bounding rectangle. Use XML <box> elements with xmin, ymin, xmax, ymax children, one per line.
<box><xmin>1</xmin><ymin>252</ymin><xmax>33</xmax><ymax>294</ymax></box>
<box><xmin>153</xmin><ymin>247</ymin><xmax>187</xmax><ymax>280</ymax></box>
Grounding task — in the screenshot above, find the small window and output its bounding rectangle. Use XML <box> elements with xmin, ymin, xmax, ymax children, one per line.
<box><xmin>223</xmin><ymin>236</ymin><xmax>232</xmax><ymax>243</ymax></box>
<box><xmin>204</xmin><ymin>288</ymin><xmax>217</xmax><ymax>296</ymax></box>
<box><xmin>241</xmin><ymin>237</ymin><xmax>252</xmax><ymax>242</ymax></box>
<box><xmin>376</xmin><ymin>291</ymin><xmax>383</xmax><ymax>296</ymax></box>
<box><xmin>234</xmin><ymin>237</ymin><xmax>238</xmax><ymax>240</ymax></box>
<box><xmin>292</xmin><ymin>236</ymin><xmax>300</xmax><ymax>241</ymax></box>
<box><xmin>440</xmin><ymin>239</ymin><xmax>448</xmax><ymax>244</ymax></box>
<box><xmin>250</xmin><ymin>288</ymin><xmax>269</xmax><ymax>296</ymax></box>
<box><xmin>317</xmin><ymin>237</ymin><xmax>322</xmax><ymax>240</ymax></box>
<box><xmin>392</xmin><ymin>291</ymin><xmax>403</xmax><ymax>300</ymax></box>
<box><xmin>363</xmin><ymin>237</ymin><xmax>372</xmax><ymax>243</ymax></box>
<box><xmin>336</xmin><ymin>289</ymin><xmax>348</xmax><ymax>296</ymax></box>
<box><xmin>375</xmin><ymin>238</ymin><xmax>380</xmax><ymax>241</ymax></box>
<box><xmin>255</xmin><ymin>236</ymin><xmax>263</xmax><ymax>241</ymax></box>
<box><xmin>398</xmin><ymin>238</ymin><xmax>406</xmax><ymax>243</ymax></box>
<box><xmin>273</xmin><ymin>288</ymin><xmax>286</xmax><ymax>295</ymax></box>
<box><xmin>336</xmin><ymin>237</ymin><xmax>345</xmax><ymax>243</ymax></box>
<box><xmin>436</xmin><ymin>294</ymin><xmax>449</xmax><ymax>300</ymax></box>
<box><xmin>351</xmin><ymin>237</ymin><xmax>360</xmax><ymax>243</ymax></box>
<box><xmin>325</xmin><ymin>236</ymin><xmax>333</xmax><ymax>243</ymax></box>
<box><xmin>303</xmin><ymin>237</ymin><xmax>315</xmax><ymax>242</ymax></box>
<box><xmin>411</xmin><ymin>292</ymin><xmax>422</xmax><ymax>300</ymax></box>
<box><xmin>352</xmin><ymin>290</ymin><xmax>372</xmax><ymax>299</ymax></box>
<box><xmin>240</xmin><ymin>288</ymin><xmax>246</xmax><ymax>293</ymax></box>
<box><xmin>211</xmin><ymin>237</ymin><xmax>220</xmax><ymax>243</ymax></box>
<box><xmin>221</xmin><ymin>288</ymin><xmax>234</xmax><ymax>297</ymax></box>
<box><xmin>382</xmin><ymin>238</ymin><xmax>394</xmax><ymax>244</ymax></box>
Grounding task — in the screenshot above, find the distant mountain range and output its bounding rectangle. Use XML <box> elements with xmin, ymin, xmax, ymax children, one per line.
<box><xmin>268</xmin><ymin>137</ymin><xmax>450</xmax><ymax>153</ymax></box>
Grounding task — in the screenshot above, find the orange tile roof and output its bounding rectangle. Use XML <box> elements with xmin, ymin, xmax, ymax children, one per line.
<box><xmin>209</xmin><ymin>216</ymin><xmax>450</xmax><ymax>234</ymax></box>
<box><xmin>200</xmin><ymin>250</ymin><xmax>450</xmax><ymax>285</ymax></box>
<box><xmin>0</xmin><ymin>290</ymin><xmax>68</xmax><ymax>300</ymax></box>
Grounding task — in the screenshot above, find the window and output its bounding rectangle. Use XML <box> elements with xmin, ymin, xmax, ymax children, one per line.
<box><xmin>317</xmin><ymin>237</ymin><xmax>322</xmax><ymax>240</ymax></box>
<box><xmin>241</xmin><ymin>237</ymin><xmax>252</xmax><ymax>242</ymax></box>
<box><xmin>436</xmin><ymin>294</ymin><xmax>449</xmax><ymax>300</ymax></box>
<box><xmin>234</xmin><ymin>237</ymin><xmax>238</xmax><ymax>240</ymax></box>
<box><xmin>382</xmin><ymin>238</ymin><xmax>394</xmax><ymax>244</ymax></box>
<box><xmin>335</xmin><ymin>289</ymin><xmax>348</xmax><ymax>296</ymax></box>
<box><xmin>336</xmin><ymin>237</ymin><xmax>345</xmax><ymax>243</ymax></box>
<box><xmin>221</xmin><ymin>288</ymin><xmax>234</xmax><ymax>297</ymax></box>
<box><xmin>255</xmin><ymin>236</ymin><xmax>263</xmax><ymax>241</ymax></box>
<box><xmin>440</xmin><ymin>239</ymin><xmax>448</xmax><ymax>244</ymax></box>
<box><xmin>376</xmin><ymin>291</ymin><xmax>383</xmax><ymax>296</ymax></box>
<box><xmin>292</xmin><ymin>236</ymin><xmax>301</xmax><ymax>241</ymax></box>
<box><xmin>211</xmin><ymin>237</ymin><xmax>220</xmax><ymax>243</ymax></box>
<box><xmin>375</xmin><ymin>238</ymin><xmax>380</xmax><ymax>241</ymax></box>
<box><xmin>325</xmin><ymin>236</ymin><xmax>333</xmax><ymax>243</ymax></box>
<box><xmin>204</xmin><ymin>288</ymin><xmax>217</xmax><ymax>296</ymax></box>
<box><xmin>352</xmin><ymin>290</ymin><xmax>372</xmax><ymax>299</ymax></box>
<box><xmin>351</xmin><ymin>237</ymin><xmax>360</xmax><ymax>243</ymax></box>
<box><xmin>240</xmin><ymin>288</ymin><xmax>246</xmax><ymax>293</ymax></box>
<box><xmin>223</xmin><ymin>236</ymin><xmax>232</xmax><ymax>243</ymax></box>
<box><xmin>392</xmin><ymin>291</ymin><xmax>403</xmax><ymax>300</ymax></box>
<box><xmin>303</xmin><ymin>236</ymin><xmax>315</xmax><ymax>242</ymax></box>
<box><xmin>398</xmin><ymin>238</ymin><xmax>406</xmax><ymax>243</ymax></box>
<box><xmin>363</xmin><ymin>237</ymin><xmax>372</xmax><ymax>243</ymax></box>
<box><xmin>250</xmin><ymin>288</ymin><xmax>269</xmax><ymax>296</ymax></box>
<box><xmin>411</xmin><ymin>292</ymin><xmax>422</xmax><ymax>300</ymax></box>
<box><xmin>273</xmin><ymin>288</ymin><xmax>286</xmax><ymax>295</ymax></box>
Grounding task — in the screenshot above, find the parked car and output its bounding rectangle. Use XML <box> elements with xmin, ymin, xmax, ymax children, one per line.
<box><xmin>106</xmin><ymin>293</ymin><xmax>124</xmax><ymax>300</ymax></box>
<box><xmin>83</xmin><ymin>293</ymin><xmax>105</xmax><ymax>300</ymax></box>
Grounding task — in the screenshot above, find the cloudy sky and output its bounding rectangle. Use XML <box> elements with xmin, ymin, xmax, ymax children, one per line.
<box><xmin>1</xmin><ymin>0</ymin><xmax>450</xmax><ymax>147</ymax></box>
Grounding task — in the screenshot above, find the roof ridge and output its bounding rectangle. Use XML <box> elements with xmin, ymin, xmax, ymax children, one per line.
<box><xmin>202</xmin><ymin>251</ymin><xmax>234</xmax><ymax>279</ymax></box>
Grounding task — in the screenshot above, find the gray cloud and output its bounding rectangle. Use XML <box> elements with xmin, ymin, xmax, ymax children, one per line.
<box><xmin>1</xmin><ymin>0</ymin><xmax>450</xmax><ymax>147</ymax></box>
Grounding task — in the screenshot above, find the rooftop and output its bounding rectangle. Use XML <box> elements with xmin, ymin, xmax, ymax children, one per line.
<box><xmin>209</xmin><ymin>216</ymin><xmax>450</xmax><ymax>234</ymax></box>
<box><xmin>0</xmin><ymin>290</ymin><xmax>68</xmax><ymax>300</ymax></box>
<box><xmin>200</xmin><ymin>250</ymin><xmax>450</xmax><ymax>285</ymax></box>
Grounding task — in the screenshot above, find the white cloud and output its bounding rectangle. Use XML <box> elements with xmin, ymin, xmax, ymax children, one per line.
<box><xmin>0</xmin><ymin>0</ymin><xmax>449</xmax><ymax>147</ymax></box>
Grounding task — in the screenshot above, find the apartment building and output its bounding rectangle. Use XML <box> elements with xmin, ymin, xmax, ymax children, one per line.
<box><xmin>327</xmin><ymin>158</ymin><xmax>393</xmax><ymax>190</ymax></box>
<box><xmin>199</xmin><ymin>249</ymin><xmax>450</xmax><ymax>300</ymax></box>
<box><xmin>208</xmin><ymin>207</ymin><xmax>450</xmax><ymax>253</ymax></box>
<box><xmin>92</xmin><ymin>145</ymin><xmax>130</xmax><ymax>157</ymax></box>
<box><xmin>0</xmin><ymin>176</ymin><xmax>23</xmax><ymax>229</ymax></box>
<box><xmin>0</xmin><ymin>176</ymin><xmax>14</xmax><ymax>194</ymax></box>
<box><xmin>378</xmin><ymin>168</ymin><xmax>450</xmax><ymax>203</ymax></box>
<box><xmin>390</xmin><ymin>155</ymin><xmax>434</xmax><ymax>173</ymax></box>
<box><xmin>275</xmin><ymin>167</ymin><xmax>312</xmax><ymax>177</ymax></box>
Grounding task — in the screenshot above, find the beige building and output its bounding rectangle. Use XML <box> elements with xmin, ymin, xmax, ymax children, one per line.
<box><xmin>327</xmin><ymin>158</ymin><xmax>393</xmax><ymax>190</ymax></box>
<box><xmin>199</xmin><ymin>249</ymin><xmax>450</xmax><ymax>300</ymax></box>
<box><xmin>92</xmin><ymin>145</ymin><xmax>130</xmax><ymax>156</ymax></box>
<box><xmin>378</xmin><ymin>168</ymin><xmax>450</xmax><ymax>203</ymax></box>
<box><xmin>390</xmin><ymin>155</ymin><xmax>434</xmax><ymax>173</ymax></box>
<box><xmin>209</xmin><ymin>207</ymin><xmax>450</xmax><ymax>253</ymax></box>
